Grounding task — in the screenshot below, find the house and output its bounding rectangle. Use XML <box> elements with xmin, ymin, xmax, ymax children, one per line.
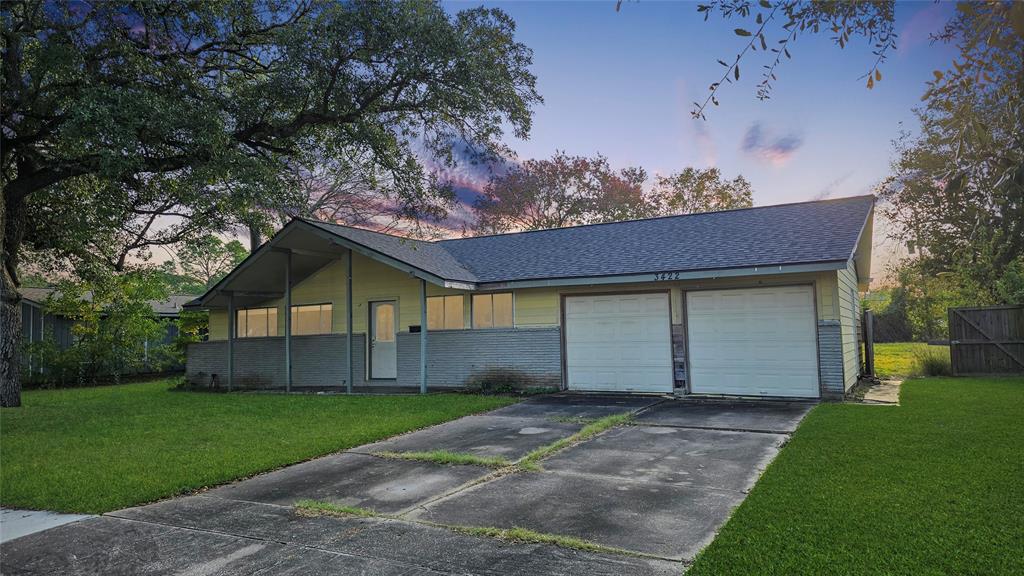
<box><xmin>184</xmin><ymin>194</ymin><xmax>874</xmax><ymax>399</ymax></box>
<box><xmin>21</xmin><ymin>288</ymin><xmax>195</xmax><ymax>376</ymax></box>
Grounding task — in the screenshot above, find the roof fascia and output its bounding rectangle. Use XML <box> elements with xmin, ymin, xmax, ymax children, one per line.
<box><xmin>475</xmin><ymin>261</ymin><xmax>847</xmax><ymax>290</ymax></box>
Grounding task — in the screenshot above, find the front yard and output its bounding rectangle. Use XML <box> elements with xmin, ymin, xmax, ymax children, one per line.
<box><xmin>688</xmin><ymin>376</ymin><xmax>1024</xmax><ymax>576</ymax></box>
<box><xmin>0</xmin><ymin>381</ymin><xmax>516</xmax><ymax>514</ymax></box>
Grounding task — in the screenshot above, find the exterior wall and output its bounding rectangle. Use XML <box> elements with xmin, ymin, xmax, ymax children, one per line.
<box><xmin>186</xmin><ymin>334</ymin><xmax>367</xmax><ymax>389</ymax></box>
<box><xmin>836</xmin><ymin>259</ymin><xmax>861</xmax><ymax>390</ymax></box>
<box><xmin>817</xmin><ymin>321</ymin><xmax>845</xmax><ymax>396</ymax></box>
<box><xmin>186</xmin><ymin>329</ymin><xmax>558</xmax><ymax>390</ymax></box>
<box><xmin>396</xmin><ymin>327</ymin><xmax>561</xmax><ymax>388</ymax></box>
<box><xmin>197</xmin><ymin>253</ymin><xmax>850</xmax><ymax>395</ymax></box>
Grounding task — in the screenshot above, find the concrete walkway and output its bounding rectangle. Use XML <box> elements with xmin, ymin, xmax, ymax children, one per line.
<box><xmin>0</xmin><ymin>394</ymin><xmax>813</xmax><ymax>575</ymax></box>
<box><xmin>0</xmin><ymin>509</ymin><xmax>93</xmax><ymax>544</ymax></box>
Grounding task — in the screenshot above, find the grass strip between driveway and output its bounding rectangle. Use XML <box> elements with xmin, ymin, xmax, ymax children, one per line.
<box><xmin>374</xmin><ymin>450</ymin><xmax>512</xmax><ymax>468</ymax></box>
<box><xmin>294</xmin><ymin>499</ymin><xmax>641</xmax><ymax>558</ymax></box>
<box><xmin>517</xmin><ymin>411</ymin><xmax>633</xmax><ymax>471</ymax></box>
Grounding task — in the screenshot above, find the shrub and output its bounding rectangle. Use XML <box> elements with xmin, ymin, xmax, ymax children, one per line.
<box><xmin>468</xmin><ymin>368</ymin><xmax>535</xmax><ymax>395</ymax></box>
<box><xmin>912</xmin><ymin>346</ymin><xmax>952</xmax><ymax>377</ymax></box>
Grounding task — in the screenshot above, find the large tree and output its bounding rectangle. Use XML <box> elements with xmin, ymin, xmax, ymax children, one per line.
<box><xmin>877</xmin><ymin>3</ymin><xmax>1023</xmax><ymax>303</ymax></box>
<box><xmin>176</xmin><ymin>235</ymin><xmax>248</xmax><ymax>290</ymax></box>
<box><xmin>472</xmin><ymin>152</ymin><xmax>650</xmax><ymax>234</ymax></box>
<box><xmin>0</xmin><ymin>0</ymin><xmax>540</xmax><ymax>406</ymax></box>
<box><xmin>651</xmin><ymin>167</ymin><xmax>753</xmax><ymax>215</ymax></box>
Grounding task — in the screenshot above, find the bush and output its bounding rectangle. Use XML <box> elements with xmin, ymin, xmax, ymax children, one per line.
<box><xmin>912</xmin><ymin>347</ymin><xmax>952</xmax><ymax>377</ymax></box>
<box><xmin>467</xmin><ymin>368</ymin><xmax>552</xmax><ymax>395</ymax></box>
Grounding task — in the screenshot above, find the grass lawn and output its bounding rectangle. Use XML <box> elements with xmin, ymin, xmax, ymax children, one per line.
<box><xmin>0</xmin><ymin>380</ymin><xmax>516</xmax><ymax>514</ymax></box>
<box><xmin>873</xmin><ymin>342</ymin><xmax>949</xmax><ymax>378</ymax></box>
<box><xmin>688</xmin><ymin>377</ymin><xmax>1024</xmax><ymax>576</ymax></box>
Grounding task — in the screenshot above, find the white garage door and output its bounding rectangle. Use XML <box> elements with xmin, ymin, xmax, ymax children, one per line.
<box><xmin>564</xmin><ymin>293</ymin><xmax>673</xmax><ymax>393</ymax></box>
<box><xmin>686</xmin><ymin>286</ymin><xmax>819</xmax><ymax>398</ymax></box>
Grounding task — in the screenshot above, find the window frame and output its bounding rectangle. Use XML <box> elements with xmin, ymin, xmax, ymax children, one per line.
<box><xmin>236</xmin><ymin>306</ymin><xmax>278</xmax><ymax>338</ymax></box>
<box><xmin>425</xmin><ymin>294</ymin><xmax>465</xmax><ymax>331</ymax></box>
<box><xmin>290</xmin><ymin>302</ymin><xmax>333</xmax><ymax>336</ymax></box>
<box><xmin>471</xmin><ymin>292</ymin><xmax>514</xmax><ymax>329</ymax></box>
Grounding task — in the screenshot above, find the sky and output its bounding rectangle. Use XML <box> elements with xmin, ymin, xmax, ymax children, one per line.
<box><xmin>434</xmin><ymin>0</ymin><xmax>959</xmax><ymax>282</ymax></box>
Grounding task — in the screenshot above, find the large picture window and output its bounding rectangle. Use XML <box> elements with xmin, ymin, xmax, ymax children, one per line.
<box><xmin>426</xmin><ymin>295</ymin><xmax>464</xmax><ymax>330</ymax></box>
<box><xmin>237</xmin><ymin>307</ymin><xmax>278</xmax><ymax>338</ymax></box>
<box><xmin>472</xmin><ymin>293</ymin><xmax>513</xmax><ymax>329</ymax></box>
<box><xmin>291</xmin><ymin>303</ymin><xmax>333</xmax><ymax>335</ymax></box>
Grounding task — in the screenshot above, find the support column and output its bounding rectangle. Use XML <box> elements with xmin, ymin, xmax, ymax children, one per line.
<box><xmin>420</xmin><ymin>278</ymin><xmax>427</xmax><ymax>394</ymax></box>
<box><xmin>227</xmin><ymin>292</ymin><xmax>235</xmax><ymax>392</ymax></box>
<box><xmin>284</xmin><ymin>249</ymin><xmax>292</xmax><ymax>393</ymax></box>
<box><xmin>346</xmin><ymin>249</ymin><xmax>354</xmax><ymax>394</ymax></box>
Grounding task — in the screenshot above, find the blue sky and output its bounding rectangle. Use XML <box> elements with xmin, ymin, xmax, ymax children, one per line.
<box><xmin>439</xmin><ymin>0</ymin><xmax>958</xmax><ymax>278</ymax></box>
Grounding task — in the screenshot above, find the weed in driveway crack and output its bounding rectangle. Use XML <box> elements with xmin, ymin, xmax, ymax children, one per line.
<box><xmin>294</xmin><ymin>499</ymin><xmax>641</xmax><ymax>558</ymax></box>
<box><xmin>373</xmin><ymin>450</ymin><xmax>512</xmax><ymax>468</ymax></box>
<box><xmin>518</xmin><ymin>412</ymin><xmax>633</xmax><ymax>472</ymax></box>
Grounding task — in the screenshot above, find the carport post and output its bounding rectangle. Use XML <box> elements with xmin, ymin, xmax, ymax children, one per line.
<box><xmin>284</xmin><ymin>249</ymin><xmax>292</xmax><ymax>393</ymax></box>
<box><xmin>227</xmin><ymin>291</ymin><xmax>234</xmax><ymax>392</ymax></box>
<box><xmin>346</xmin><ymin>249</ymin><xmax>353</xmax><ymax>394</ymax></box>
<box><xmin>420</xmin><ymin>278</ymin><xmax>427</xmax><ymax>394</ymax></box>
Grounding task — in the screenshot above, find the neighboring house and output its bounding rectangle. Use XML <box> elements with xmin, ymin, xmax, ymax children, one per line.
<box><xmin>20</xmin><ymin>288</ymin><xmax>195</xmax><ymax>376</ymax></box>
<box><xmin>185</xmin><ymin>195</ymin><xmax>873</xmax><ymax>399</ymax></box>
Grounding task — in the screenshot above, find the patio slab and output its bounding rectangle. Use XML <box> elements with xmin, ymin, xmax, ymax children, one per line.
<box><xmin>205</xmin><ymin>452</ymin><xmax>487</xmax><ymax>514</ymax></box>
<box><xmin>408</xmin><ymin>470</ymin><xmax>743</xmax><ymax>560</ymax></box>
<box><xmin>106</xmin><ymin>495</ymin><xmax>679</xmax><ymax>576</ymax></box>
<box><xmin>543</xmin><ymin>425</ymin><xmax>786</xmax><ymax>492</ymax></box>
<box><xmin>354</xmin><ymin>414</ymin><xmax>584</xmax><ymax>460</ymax></box>
<box><xmin>636</xmin><ymin>399</ymin><xmax>814</xmax><ymax>433</ymax></box>
<box><xmin>488</xmin><ymin>394</ymin><xmax>665</xmax><ymax>420</ymax></box>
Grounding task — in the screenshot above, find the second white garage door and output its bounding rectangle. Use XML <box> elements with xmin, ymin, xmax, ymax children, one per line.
<box><xmin>564</xmin><ymin>293</ymin><xmax>673</xmax><ymax>393</ymax></box>
<box><xmin>686</xmin><ymin>286</ymin><xmax>819</xmax><ymax>398</ymax></box>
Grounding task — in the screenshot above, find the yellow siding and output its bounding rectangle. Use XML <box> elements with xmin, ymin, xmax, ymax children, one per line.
<box><xmin>205</xmin><ymin>254</ymin><xmax>842</xmax><ymax>340</ymax></box>
<box><xmin>836</xmin><ymin>259</ymin><xmax>861</xmax><ymax>387</ymax></box>
<box><xmin>511</xmin><ymin>272</ymin><xmax>839</xmax><ymax>327</ymax></box>
<box><xmin>206</xmin><ymin>252</ymin><xmax>470</xmax><ymax>339</ymax></box>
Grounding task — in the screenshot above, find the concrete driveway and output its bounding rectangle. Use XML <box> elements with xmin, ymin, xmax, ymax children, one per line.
<box><xmin>1</xmin><ymin>395</ymin><xmax>813</xmax><ymax>575</ymax></box>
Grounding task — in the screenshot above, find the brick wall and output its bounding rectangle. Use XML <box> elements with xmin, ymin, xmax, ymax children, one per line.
<box><xmin>185</xmin><ymin>328</ymin><xmax>561</xmax><ymax>390</ymax></box>
<box><xmin>396</xmin><ymin>327</ymin><xmax>562</xmax><ymax>388</ymax></box>
<box><xmin>186</xmin><ymin>334</ymin><xmax>366</xmax><ymax>389</ymax></box>
<box><xmin>817</xmin><ymin>320</ymin><xmax>845</xmax><ymax>397</ymax></box>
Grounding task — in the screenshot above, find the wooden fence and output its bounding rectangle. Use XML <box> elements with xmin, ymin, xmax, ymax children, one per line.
<box><xmin>948</xmin><ymin>306</ymin><xmax>1024</xmax><ymax>376</ymax></box>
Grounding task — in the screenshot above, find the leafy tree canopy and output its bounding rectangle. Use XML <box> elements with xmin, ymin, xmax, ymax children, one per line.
<box><xmin>1</xmin><ymin>0</ymin><xmax>541</xmax><ymax>406</ymax></box>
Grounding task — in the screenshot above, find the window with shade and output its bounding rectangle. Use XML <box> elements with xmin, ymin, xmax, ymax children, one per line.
<box><xmin>472</xmin><ymin>293</ymin><xmax>513</xmax><ymax>329</ymax></box>
<box><xmin>426</xmin><ymin>295</ymin><xmax>464</xmax><ymax>330</ymax></box>
<box><xmin>291</xmin><ymin>303</ymin><xmax>333</xmax><ymax>335</ymax></box>
<box><xmin>236</xmin><ymin>307</ymin><xmax>278</xmax><ymax>338</ymax></box>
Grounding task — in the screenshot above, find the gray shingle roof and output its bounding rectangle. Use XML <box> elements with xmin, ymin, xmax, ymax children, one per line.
<box><xmin>21</xmin><ymin>287</ymin><xmax>193</xmax><ymax>316</ymax></box>
<box><xmin>303</xmin><ymin>195</ymin><xmax>873</xmax><ymax>285</ymax></box>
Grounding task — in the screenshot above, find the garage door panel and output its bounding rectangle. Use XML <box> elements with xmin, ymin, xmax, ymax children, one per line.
<box><xmin>565</xmin><ymin>293</ymin><xmax>673</xmax><ymax>393</ymax></box>
<box><xmin>687</xmin><ymin>286</ymin><xmax>819</xmax><ymax>398</ymax></box>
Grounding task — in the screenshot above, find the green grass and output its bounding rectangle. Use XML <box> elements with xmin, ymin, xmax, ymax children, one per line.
<box><xmin>0</xmin><ymin>381</ymin><xmax>517</xmax><ymax>514</ymax></box>
<box><xmin>295</xmin><ymin>498</ymin><xmax>635</xmax><ymax>557</ymax></box>
<box><xmin>518</xmin><ymin>412</ymin><xmax>632</xmax><ymax>471</ymax></box>
<box><xmin>374</xmin><ymin>450</ymin><xmax>512</xmax><ymax>468</ymax></box>
<box><xmin>873</xmin><ymin>342</ymin><xmax>950</xmax><ymax>378</ymax></box>
<box><xmin>295</xmin><ymin>499</ymin><xmax>378</xmax><ymax>518</ymax></box>
<box><xmin>688</xmin><ymin>377</ymin><xmax>1024</xmax><ymax>576</ymax></box>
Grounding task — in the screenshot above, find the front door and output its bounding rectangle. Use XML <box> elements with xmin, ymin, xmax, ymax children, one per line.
<box><xmin>370</xmin><ymin>301</ymin><xmax>397</xmax><ymax>379</ymax></box>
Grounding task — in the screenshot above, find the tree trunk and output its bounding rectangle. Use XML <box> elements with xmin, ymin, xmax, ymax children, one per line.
<box><xmin>1</xmin><ymin>190</ymin><xmax>26</xmax><ymax>407</ymax></box>
<box><xmin>248</xmin><ymin>224</ymin><xmax>262</xmax><ymax>252</ymax></box>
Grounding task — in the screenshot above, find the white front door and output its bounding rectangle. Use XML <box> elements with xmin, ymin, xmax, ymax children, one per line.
<box><xmin>686</xmin><ymin>286</ymin><xmax>819</xmax><ymax>398</ymax></box>
<box><xmin>564</xmin><ymin>293</ymin><xmax>673</xmax><ymax>393</ymax></box>
<box><xmin>370</xmin><ymin>301</ymin><xmax>397</xmax><ymax>379</ymax></box>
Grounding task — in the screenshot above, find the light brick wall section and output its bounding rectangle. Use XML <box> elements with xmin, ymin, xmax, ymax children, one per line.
<box><xmin>817</xmin><ymin>320</ymin><xmax>845</xmax><ymax>397</ymax></box>
<box><xmin>186</xmin><ymin>334</ymin><xmax>367</xmax><ymax>389</ymax></box>
<box><xmin>396</xmin><ymin>327</ymin><xmax>562</xmax><ymax>389</ymax></box>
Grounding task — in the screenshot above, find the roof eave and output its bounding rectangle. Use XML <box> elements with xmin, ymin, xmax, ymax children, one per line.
<box><xmin>475</xmin><ymin>260</ymin><xmax>849</xmax><ymax>290</ymax></box>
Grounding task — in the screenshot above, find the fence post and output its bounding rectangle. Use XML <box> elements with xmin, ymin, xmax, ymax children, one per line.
<box><xmin>947</xmin><ymin>307</ymin><xmax>957</xmax><ymax>376</ymax></box>
<box><xmin>863</xmin><ymin>309</ymin><xmax>874</xmax><ymax>377</ymax></box>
